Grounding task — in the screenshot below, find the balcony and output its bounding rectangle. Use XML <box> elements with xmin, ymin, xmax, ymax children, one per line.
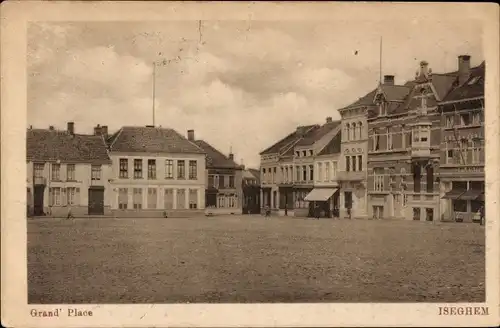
<box><xmin>411</xmin><ymin>145</ymin><xmax>430</xmax><ymax>158</ymax></box>
<box><xmin>337</xmin><ymin>170</ymin><xmax>365</xmax><ymax>181</ymax></box>
<box><xmin>33</xmin><ymin>176</ymin><xmax>47</xmax><ymax>185</ymax></box>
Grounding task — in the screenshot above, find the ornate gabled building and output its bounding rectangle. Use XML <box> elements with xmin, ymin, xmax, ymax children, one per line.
<box><xmin>439</xmin><ymin>57</ymin><xmax>485</xmax><ymax>222</ymax></box>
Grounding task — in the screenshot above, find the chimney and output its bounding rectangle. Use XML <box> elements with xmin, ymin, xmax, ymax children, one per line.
<box><xmin>383</xmin><ymin>75</ymin><xmax>395</xmax><ymax>86</ymax></box>
<box><xmin>229</xmin><ymin>153</ymin><xmax>234</xmax><ymax>161</ymax></box>
<box><xmin>458</xmin><ymin>55</ymin><xmax>471</xmax><ymax>85</ymax></box>
<box><xmin>101</xmin><ymin>125</ymin><xmax>108</xmax><ymax>138</ymax></box>
<box><xmin>326</xmin><ymin>117</ymin><xmax>333</xmax><ymax>123</ymax></box>
<box><xmin>67</xmin><ymin>122</ymin><xmax>74</xmax><ymax>135</ymax></box>
<box><xmin>94</xmin><ymin>124</ymin><xmax>101</xmax><ymax>136</ymax></box>
<box><xmin>187</xmin><ymin>129</ymin><xmax>195</xmax><ymax>141</ymax></box>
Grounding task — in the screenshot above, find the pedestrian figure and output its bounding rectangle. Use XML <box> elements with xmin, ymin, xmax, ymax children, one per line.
<box><xmin>479</xmin><ymin>205</ymin><xmax>485</xmax><ymax>226</ymax></box>
<box><xmin>265</xmin><ymin>205</ymin><xmax>271</xmax><ymax>218</ymax></box>
<box><xmin>66</xmin><ymin>207</ymin><xmax>74</xmax><ymax>220</ymax></box>
<box><xmin>347</xmin><ymin>207</ymin><xmax>352</xmax><ymax>220</ymax></box>
<box><xmin>315</xmin><ymin>203</ymin><xmax>320</xmax><ymax>220</ymax></box>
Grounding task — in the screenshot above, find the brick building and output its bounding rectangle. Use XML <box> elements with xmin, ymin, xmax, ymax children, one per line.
<box><xmin>439</xmin><ymin>57</ymin><xmax>485</xmax><ymax>222</ymax></box>
<box><xmin>27</xmin><ymin>122</ymin><xmax>112</xmax><ymax>217</ymax></box>
<box><xmin>190</xmin><ymin>130</ymin><xmax>244</xmax><ymax>215</ymax></box>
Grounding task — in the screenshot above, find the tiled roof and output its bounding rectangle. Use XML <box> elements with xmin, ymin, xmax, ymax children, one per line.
<box><xmin>379</xmin><ymin>85</ymin><xmax>411</xmax><ymax>101</ymax></box>
<box><xmin>108</xmin><ymin>126</ymin><xmax>204</xmax><ymax>154</ymax></box>
<box><xmin>295</xmin><ymin>120</ymin><xmax>341</xmax><ymax>147</ymax></box>
<box><xmin>442</xmin><ymin>62</ymin><xmax>485</xmax><ymax>102</ymax></box>
<box><xmin>192</xmin><ymin>140</ymin><xmax>239</xmax><ymax>169</ymax></box>
<box><xmin>27</xmin><ymin>129</ymin><xmax>111</xmax><ymax>163</ymax></box>
<box><xmin>260</xmin><ymin>124</ymin><xmax>319</xmax><ymax>155</ymax></box>
<box><xmin>317</xmin><ymin>130</ymin><xmax>342</xmax><ymax>156</ymax></box>
<box><xmin>244</xmin><ymin>168</ymin><xmax>260</xmax><ymax>183</ymax></box>
<box><xmin>340</xmin><ymin>88</ymin><xmax>377</xmax><ymax>110</ymax></box>
<box><xmin>431</xmin><ymin>74</ymin><xmax>458</xmax><ymax>100</ymax></box>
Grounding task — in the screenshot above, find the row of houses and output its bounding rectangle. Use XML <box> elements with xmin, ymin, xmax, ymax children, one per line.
<box><xmin>26</xmin><ymin>125</ymin><xmax>260</xmax><ymax>217</ymax></box>
<box><xmin>259</xmin><ymin>55</ymin><xmax>485</xmax><ymax>222</ymax></box>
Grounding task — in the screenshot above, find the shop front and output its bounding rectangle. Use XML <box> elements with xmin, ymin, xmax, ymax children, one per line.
<box><xmin>304</xmin><ymin>188</ymin><xmax>339</xmax><ymax>218</ymax></box>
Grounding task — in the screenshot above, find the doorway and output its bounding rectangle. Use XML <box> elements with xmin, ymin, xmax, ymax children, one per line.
<box><xmin>88</xmin><ymin>186</ymin><xmax>105</xmax><ymax>215</ymax></box>
<box><xmin>33</xmin><ymin>185</ymin><xmax>45</xmax><ymax>216</ymax></box>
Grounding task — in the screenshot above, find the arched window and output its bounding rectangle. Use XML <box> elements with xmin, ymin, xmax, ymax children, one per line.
<box><xmin>345</xmin><ymin>123</ymin><xmax>350</xmax><ymax>141</ymax></box>
<box><xmin>357</xmin><ymin>122</ymin><xmax>363</xmax><ymax>139</ymax></box>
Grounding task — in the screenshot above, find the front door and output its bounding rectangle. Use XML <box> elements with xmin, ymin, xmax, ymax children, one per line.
<box><xmin>88</xmin><ymin>187</ymin><xmax>104</xmax><ymax>215</ymax></box>
<box><xmin>33</xmin><ymin>185</ymin><xmax>45</xmax><ymax>216</ymax></box>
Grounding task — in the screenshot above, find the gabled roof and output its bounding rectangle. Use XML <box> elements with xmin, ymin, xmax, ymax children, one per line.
<box><xmin>295</xmin><ymin>120</ymin><xmax>341</xmax><ymax>147</ymax></box>
<box><xmin>192</xmin><ymin>140</ymin><xmax>239</xmax><ymax>169</ymax></box>
<box><xmin>317</xmin><ymin>130</ymin><xmax>342</xmax><ymax>156</ymax></box>
<box><xmin>27</xmin><ymin>129</ymin><xmax>111</xmax><ymax>164</ymax></box>
<box><xmin>340</xmin><ymin>88</ymin><xmax>377</xmax><ymax>110</ymax></box>
<box><xmin>107</xmin><ymin>126</ymin><xmax>204</xmax><ymax>154</ymax></box>
<box><xmin>442</xmin><ymin>62</ymin><xmax>485</xmax><ymax>102</ymax></box>
<box><xmin>259</xmin><ymin>124</ymin><xmax>319</xmax><ymax>155</ymax></box>
<box><xmin>244</xmin><ymin>168</ymin><xmax>260</xmax><ymax>182</ymax></box>
<box><xmin>377</xmin><ymin>84</ymin><xmax>411</xmax><ymax>102</ymax></box>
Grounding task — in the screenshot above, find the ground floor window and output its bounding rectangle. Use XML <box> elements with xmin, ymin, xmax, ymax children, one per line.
<box><xmin>471</xmin><ymin>200</ymin><xmax>482</xmax><ymax>213</ymax></box>
<box><xmin>453</xmin><ymin>200</ymin><xmax>467</xmax><ymax>212</ymax></box>
<box><xmin>344</xmin><ymin>191</ymin><xmax>353</xmax><ymax>209</ymax></box>
<box><xmin>133</xmin><ymin>188</ymin><xmax>142</xmax><ymax>209</ymax></box>
<box><xmin>164</xmin><ymin>188</ymin><xmax>174</xmax><ymax>209</ymax></box>
<box><xmin>147</xmin><ymin>188</ymin><xmax>157</xmax><ymax>209</ymax></box>
<box><xmin>189</xmin><ymin>189</ymin><xmax>198</xmax><ymax>209</ymax></box>
<box><xmin>373</xmin><ymin>205</ymin><xmax>383</xmax><ymax>219</ymax></box>
<box><xmin>49</xmin><ymin>187</ymin><xmax>62</xmax><ymax>206</ymax></box>
<box><xmin>118</xmin><ymin>188</ymin><xmax>128</xmax><ymax>209</ymax></box>
<box><xmin>413</xmin><ymin>207</ymin><xmax>421</xmax><ymax>220</ymax></box>
<box><xmin>294</xmin><ymin>190</ymin><xmax>309</xmax><ymax>209</ymax></box>
<box><xmin>425</xmin><ymin>208</ymin><xmax>434</xmax><ymax>221</ymax></box>
<box><xmin>177</xmin><ymin>189</ymin><xmax>186</xmax><ymax>209</ymax></box>
<box><xmin>66</xmin><ymin>187</ymin><xmax>79</xmax><ymax>206</ymax></box>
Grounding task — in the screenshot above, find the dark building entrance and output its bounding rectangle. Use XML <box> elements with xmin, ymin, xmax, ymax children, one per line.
<box><xmin>243</xmin><ymin>185</ymin><xmax>260</xmax><ymax>214</ymax></box>
<box><xmin>33</xmin><ymin>185</ymin><xmax>45</xmax><ymax>216</ymax></box>
<box><xmin>88</xmin><ymin>186</ymin><xmax>104</xmax><ymax>215</ymax></box>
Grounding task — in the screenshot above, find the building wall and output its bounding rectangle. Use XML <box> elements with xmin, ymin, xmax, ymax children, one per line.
<box><xmin>108</xmin><ymin>152</ymin><xmax>206</xmax><ymax>215</ymax></box>
<box><xmin>27</xmin><ymin>161</ymin><xmax>112</xmax><ymax>216</ymax></box>
<box><xmin>205</xmin><ymin>167</ymin><xmax>244</xmax><ymax>214</ymax></box>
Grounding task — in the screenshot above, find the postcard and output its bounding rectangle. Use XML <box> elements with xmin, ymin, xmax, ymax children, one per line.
<box><xmin>1</xmin><ymin>1</ymin><xmax>499</xmax><ymax>327</ymax></box>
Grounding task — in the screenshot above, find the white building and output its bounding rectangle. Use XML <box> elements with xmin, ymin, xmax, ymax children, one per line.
<box><xmin>106</xmin><ymin>125</ymin><xmax>206</xmax><ymax>217</ymax></box>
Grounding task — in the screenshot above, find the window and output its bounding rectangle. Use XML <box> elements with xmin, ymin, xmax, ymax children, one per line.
<box><xmin>324</xmin><ymin>162</ymin><xmax>330</xmax><ymax>181</ymax></box>
<box><xmin>374</xmin><ymin>168</ymin><xmax>384</xmax><ymax>191</ymax></box>
<box><xmin>273</xmin><ymin>167</ymin><xmax>277</xmax><ymax>183</ymax></box>
<box><xmin>147</xmin><ymin>188</ymin><xmax>157</xmax><ymax>209</ymax></box>
<box><xmin>453</xmin><ymin>200</ymin><xmax>467</xmax><ymax>213</ymax></box>
<box><xmin>413</xmin><ymin>207</ymin><xmax>421</xmax><ymax>220</ymax></box>
<box><xmin>460</xmin><ymin>113</ymin><xmax>470</xmax><ymax>126</ymax></box>
<box><xmin>229</xmin><ymin>175</ymin><xmax>235</xmax><ymax>188</ymax></box>
<box><xmin>49</xmin><ymin>187</ymin><xmax>61</xmax><ymax>206</ymax></box>
<box><xmin>147</xmin><ymin>159</ymin><xmax>156</xmax><ymax>179</ymax></box>
<box><xmin>51</xmin><ymin>164</ymin><xmax>60</xmax><ymax>181</ymax></box>
<box><xmin>309</xmin><ymin>165</ymin><xmax>314</xmax><ymax>181</ymax></box>
<box><xmin>419</xmin><ymin>127</ymin><xmax>429</xmax><ymax>142</ymax></box>
<box><xmin>91</xmin><ymin>165</ymin><xmax>101</xmax><ymax>180</ymax></box>
<box><xmin>177</xmin><ymin>160</ymin><xmax>185</xmax><ymax>179</ymax></box>
<box><xmin>119</xmin><ymin>159</ymin><xmax>128</xmax><ymax>178</ymax></box>
<box><xmin>219</xmin><ymin>175</ymin><xmax>225</xmax><ymax>188</ymax></box>
<box><xmin>426</xmin><ymin>165</ymin><xmax>434</xmax><ymax>193</ymax></box>
<box><xmin>459</xmin><ymin>139</ymin><xmax>468</xmax><ymax>164</ymax></box>
<box><xmin>344</xmin><ymin>191</ymin><xmax>353</xmax><ymax>209</ymax></box>
<box><xmin>472</xmin><ymin>140</ymin><xmax>481</xmax><ymax>164</ymax></box>
<box><xmin>189</xmin><ymin>160</ymin><xmax>197</xmax><ymax>180</ymax></box>
<box><xmin>387</xmin><ymin>129</ymin><xmax>393</xmax><ymax>150</ymax></box>
<box><xmin>67</xmin><ymin>164</ymin><xmax>75</xmax><ymax>181</ymax></box>
<box><xmin>134</xmin><ymin>159</ymin><xmax>143</xmax><ymax>179</ymax></box>
<box><xmin>302</xmin><ymin>151</ymin><xmax>307</xmax><ymax>157</ymax></box>
<box><xmin>346</xmin><ymin>156</ymin><xmax>351</xmax><ymax>172</ymax></box>
<box><xmin>118</xmin><ymin>188</ymin><xmax>128</xmax><ymax>209</ymax></box>
<box><xmin>357</xmin><ymin>122</ymin><xmax>363</xmax><ymax>139</ymax></box>
<box><xmin>66</xmin><ymin>187</ymin><xmax>79</xmax><ymax>205</ymax></box>
<box><xmin>358</xmin><ymin>155</ymin><xmax>363</xmax><ymax>171</ymax></box>
<box><xmin>317</xmin><ymin>163</ymin><xmax>323</xmax><ymax>182</ymax></box>
<box><xmin>413</xmin><ymin>164</ymin><xmax>421</xmax><ymax>193</ymax></box>
<box><xmin>403</xmin><ymin>193</ymin><xmax>408</xmax><ymax>207</ymax></box>
<box><xmin>302</xmin><ymin>165</ymin><xmax>307</xmax><ymax>181</ymax></box>
<box><xmin>164</xmin><ymin>189</ymin><xmax>174</xmax><ymax>209</ymax></box>
<box><xmin>165</xmin><ymin>159</ymin><xmax>174</xmax><ymax>179</ymax></box>
<box><xmin>296</xmin><ymin>151</ymin><xmax>300</xmax><ymax>157</ymax></box>
<box><xmin>446</xmin><ymin>148</ymin><xmax>454</xmax><ymax>164</ymax></box>
<box><xmin>177</xmin><ymin>189</ymin><xmax>186</xmax><ymax>209</ymax></box>
<box><xmin>217</xmin><ymin>195</ymin><xmax>225</xmax><ymax>208</ymax></box>
<box><xmin>345</xmin><ymin>123</ymin><xmax>350</xmax><ymax>141</ymax></box>
<box><xmin>309</xmin><ymin>150</ymin><xmax>313</xmax><ymax>156</ymax></box>
<box><xmin>445</xmin><ymin>115</ymin><xmax>454</xmax><ymax>128</ymax></box>
<box><xmin>472</xmin><ymin>112</ymin><xmax>481</xmax><ymax>125</ymax></box>
<box><xmin>332</xmin><ymin>161</ymin><xmax>338</xmax><ymax>178</ymax></box>
<box><xmin>133</xmin><ymin>188</ymin><xmax>142</xmax><ymax>209</ymax></box>
<box><xmin>406</xmin><ymin>131</ymin><xmax>412</xmax><ymax>148</ymax></box>
<box><xmin>208</xmin><ymin>175</ymin><xmax>215</xmax><ymax>188</ymax></box>
<box><xmin>34</xmin><ymin>163</ymin><xmax>44</xmax><ymax>177</ymax></box>
<box><xmin>375</xmin><ymin>134</ymin><xmax>380</xmax><ymax>151</ymax></box>
<box><xmin>296</xmin><ymin>166</ymin><xmax>301</xmax><ymax>182</ymax></box>
<box><xmin>351</xmin><ymin>156</ymin><xmax>357</xmax><ymax>172</ymax></box>
<box><xmin>189</xmin><ymin>189</ymin><xmax>198</xmax><ymax>209</ymax></box>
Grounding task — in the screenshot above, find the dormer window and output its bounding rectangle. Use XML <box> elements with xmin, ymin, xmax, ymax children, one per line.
<box><xmin>302</xmin><ymin>151</ymin><xmax>307</xmax><ymax>157</ymax></box>
<box><xmin>309</xmin><ymin>150</ymin><xmax>313</xmax><ymax>156</ymax></box>
<box><xmin>296</xmin><ymin>151</ymin><xmax>300</xmax><ymax>157</ymax></box>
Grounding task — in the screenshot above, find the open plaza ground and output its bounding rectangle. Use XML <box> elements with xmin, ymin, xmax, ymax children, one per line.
<box><xmin>28</xmin><ymin>215</ymin><xmax>485</xmax><ymax>303</ymax></box>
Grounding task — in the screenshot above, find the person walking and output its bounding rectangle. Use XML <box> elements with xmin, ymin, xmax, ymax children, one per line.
<box><xmin>315</xmin><ymin>203</ymin><xmax>320</xmax><ymax>220</ymax></box>
<box><xmin>479</xmin><ymin>205</ymin><xmax>485</xmax><ymax>226</ymax></box>
<box><xmin>66</xmin><ymin>206</ymin><xmax>74</xmax><ymax>220</ymax></box>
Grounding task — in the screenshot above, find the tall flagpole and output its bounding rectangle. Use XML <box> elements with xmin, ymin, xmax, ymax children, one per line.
<box><xmin>152</xmin><ymin>62</ymin><xmax>156</xmax><ymax>127</ymax></box>
<box><xmin>379</xmin><ymin>36</ymin><xmax>383</xmax><ymax>84</ymax></box>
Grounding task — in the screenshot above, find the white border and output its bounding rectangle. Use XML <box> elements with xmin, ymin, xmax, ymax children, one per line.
<box><xmin>1</xmin><ymin>1</ymin><xmax>499</xmax><ymax>327</ymax></box>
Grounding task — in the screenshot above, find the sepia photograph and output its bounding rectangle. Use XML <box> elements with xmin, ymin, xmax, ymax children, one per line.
<box><xmin>2</xmin><ymin>1</ymin><xmax>499</xmax><ymax>327</ymax></box>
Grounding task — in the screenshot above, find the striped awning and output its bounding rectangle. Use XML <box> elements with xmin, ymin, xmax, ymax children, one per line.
<box><xmin>304</xmin><ymin>188</ymin><xmax>337</xmax><ymax>201</ymax></box>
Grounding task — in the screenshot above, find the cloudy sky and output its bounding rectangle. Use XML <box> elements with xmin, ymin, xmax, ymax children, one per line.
<box><xmin>27</xmin><ymin>20</ymin><xmax>483</xmax><ymax>167</ymax></box>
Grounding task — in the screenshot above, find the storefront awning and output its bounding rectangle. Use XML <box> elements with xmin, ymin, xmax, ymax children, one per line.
<box><xmin>441</xmin><ymin>189</ymin><xmax>466</xmax><ymax>200</ymax></box>
<box><xmin>304</xmin><ymin>188</ymin><xmax>337</xmax><ymax>201</ymax></box>
<box><xmin>460</xmin><ymin>189</ymin><xmax>484</xmax><ymax>201</ymax></box>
